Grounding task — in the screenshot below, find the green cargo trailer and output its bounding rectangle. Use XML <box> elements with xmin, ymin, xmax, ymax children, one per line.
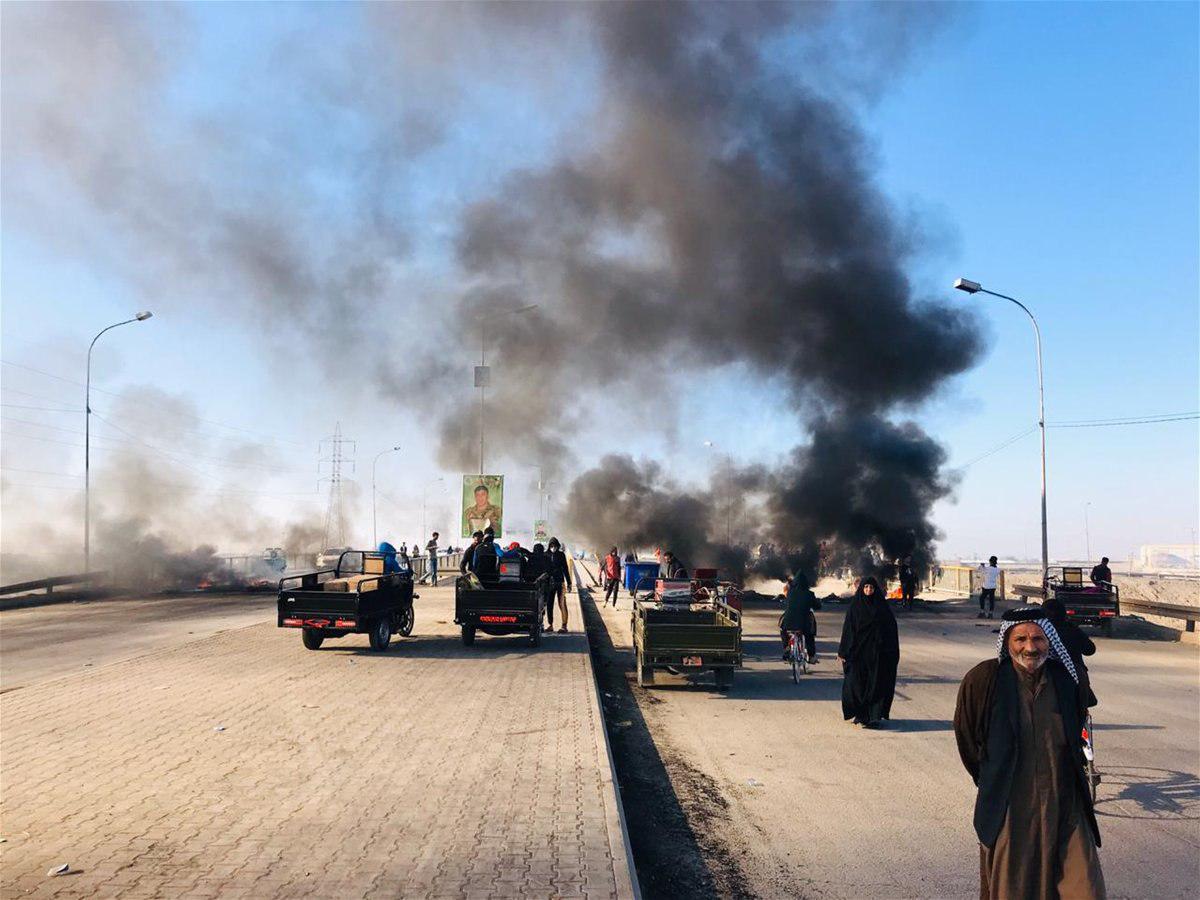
<box><xmin>631</xmin><ymin>599</ymin><xmax>742</xmax><ymax>690</ymax></box>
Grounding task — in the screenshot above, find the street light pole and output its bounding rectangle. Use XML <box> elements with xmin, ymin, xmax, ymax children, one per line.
<box><xmin>474</xmin><ymin>304</ymin><xmax>538</xmax><ymax>475</ymax></box>
<box><xmin>85</xmin><ymin>311</ymin><xmax>153</xmax><ymax>574</ymax></box>
<box><xmin>1084</xmin><ymin>502</ymin><xmax>1092</xmax><ymax>562</ymax></box>
<box><xmin>372</xmin><ymin>446</ymin><xmax>401</xmax><ymax>547</ymax></box>
<box><xmin>954</xmin><ymin>278</ymin><xmax>1049</xmax><ymax>587</ymax></box>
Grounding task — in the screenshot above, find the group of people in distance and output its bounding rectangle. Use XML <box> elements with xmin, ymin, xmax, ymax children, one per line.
<box><xmin>598</xmin><ymin>547</ymin><xmax>688</xmax><ymax>607</ymax></box>
<box><xmin>458</xmin><ymin>528</ymin><xmax>574</xmax><ymax>632</ymax></box>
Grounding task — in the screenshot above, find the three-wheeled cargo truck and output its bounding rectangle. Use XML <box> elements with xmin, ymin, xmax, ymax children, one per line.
<box><xmin>455</xmin><ymin>554</ymin><xmax>549</xmax><ymax>648</ymax></box>
<box><xmin>1049</xmin><ymin>566</ymin><xmax>1121</xmax><ymax>636</ymax></box>
<box><xmin>278</xmin><ymin>550</ymin><xmax>415</xmax><ymax>651</ymax></box>
<box><xmin>632</xmin><ymin>578</ymin><xmax>742</xmax><ymax>690</ymax></box>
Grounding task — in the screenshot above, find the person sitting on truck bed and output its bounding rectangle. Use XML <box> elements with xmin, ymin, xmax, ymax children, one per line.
<box><xmin>378</xmin><ymin>542</ymin><xmax>400</xmax><ymax>574</ymax></box>
<box><xmin>660</xmin><ymin>551</ymin><xmax>688</xmax><ymax>580</ymax></box>
<box><xmin>1089</xmin><ymin>557</ymin><xmax>1112</xmax><ymax>589</ymax></box>
<box><xmin>460</xmin><ymin>531</ymin><xmax>483</xmax><ymax>574</ymax></box>
<box><xmin>471</xmin><ymin>530</ymin><xmax>500</xmax><ymax>579</ymax></box>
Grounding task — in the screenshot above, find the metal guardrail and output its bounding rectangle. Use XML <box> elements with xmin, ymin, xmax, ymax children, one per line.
<box><xmin>0</xmin><ymin>572</ymin><xmax>106</xmax><ymax>597</ymax></box>
<box><xmin>1122</xmin><ymin>599</ymin><xmax>1198</xmax><ymax>632</ymax></box>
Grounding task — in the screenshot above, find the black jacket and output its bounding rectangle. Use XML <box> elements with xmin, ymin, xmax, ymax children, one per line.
<box><xmin>953</xmin><ymin>658</ymin><xmax>1099</xmax><ymax>849</ymax></box>
<box><xmin>549</xmin><ymin>549</ymin><xmax>572</xmax><ymax>588</ymax></box>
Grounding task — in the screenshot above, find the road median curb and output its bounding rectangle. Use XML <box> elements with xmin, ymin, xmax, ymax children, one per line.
<box><xmin>571</xmin><ymin>559</ymin><xmax>641</xmax><ymax>900</ymax></box>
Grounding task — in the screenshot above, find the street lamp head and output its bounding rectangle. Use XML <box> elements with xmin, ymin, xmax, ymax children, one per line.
<box><xmin>703</xmin><ymin>440</ymin><xmax>714</xmax><ymax>448</ymax></box>
<box><xmin>134</xmin><ymin>310</ymin><xmax>153</xmax><ymax>321</ymax></box>
<box><xmin>953</xmin><ymin>278</ymin><xmax>982</xmax><ymax>295</ymax></box>
<box><xmin>392</xmin><ymin>445</ymin><xmax>401</xmax><ymax>451</ymax></box>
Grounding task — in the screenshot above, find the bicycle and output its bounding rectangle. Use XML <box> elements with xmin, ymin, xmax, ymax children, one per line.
<box><xmin>786</xmin><ymin>630</ymin><xmax>809</xmax><ymax>682</ymax></box>
<box><xmin>1082</xmin><ymin>713</ymin><xmax>1101</xmax><ymax>802</ymax></box>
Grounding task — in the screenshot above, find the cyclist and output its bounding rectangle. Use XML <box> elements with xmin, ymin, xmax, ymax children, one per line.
<box><xmin>779</xmin><ymin>571</ymin><xmax>821</xmax><ymax>664</ymax></box>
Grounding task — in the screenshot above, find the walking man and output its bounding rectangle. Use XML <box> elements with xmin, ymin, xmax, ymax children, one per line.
<box><xmin>419</xmin><ymin>532</ymin><xmax>439</xmax><ymax>585</ymax></box>
<box><xmin>899</xmin><ymin>556</ymin><xmax>917</xmax><ymax>608</ymax></box>
<box><xmin>953</xmin><ymin>607</ymin><xmax>1105</xmax><ymax>899</ymax></box>
<box><xmin>979</xmin><ymin>556</ymin><xmax>1001</xmax><ymax>619</ymax></box>
<box><xmin>603</xmin><ymin>547</ymin><xmax>622</xmax><ymax>607</ymax></box>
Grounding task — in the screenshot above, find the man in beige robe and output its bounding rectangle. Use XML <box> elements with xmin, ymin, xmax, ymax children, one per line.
<box><xmin>954</xmin><ymin>606</ymin><xmax>1106</xmax><ymax>900</ymax></box>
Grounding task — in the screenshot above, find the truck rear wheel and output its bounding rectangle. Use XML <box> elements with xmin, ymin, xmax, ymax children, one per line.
<box><xmin>715</xmin><ymin>668</ymin><xmax>734</xmax><ymax>691</ymax></box>
<box><xmin>301</xmin><ymin>628</ymin><xmax>324</xmax><ymax>651</ymax></box>
<box><xmin>369</xmin><ymin>618</ymin><xmax>392</xmax><ymax>652</ymax></box>
<box><xmin>397</xmin><ymin>606</ymin><xmax>415</xmax><ymax>637</ymax></box>
<box><xmin>461</xmin><ymin>624</ymin><xmax>476</xmax><ymax>646</ymax></box>
<box><xmin>529</xmin><ymin>623</ymin><xmax>542</xmax><ymax>647</ymax></box>
<box><xmin>1101</xmin><ymin>618</ymin><xmax>1114</xmax><ymax>637</ymax></box>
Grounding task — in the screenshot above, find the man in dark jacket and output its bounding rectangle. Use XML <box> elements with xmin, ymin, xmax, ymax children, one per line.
<box><xmin>547</xmin><ymin>538</ymin><xmax>572</xmax><ymax>633</ymax></box>
<box><xmin>471</xmin><ymin>529</ymin><xmax>499</xmax><ymax>579</ymax></box>
<box><xmin>953</xmin><ymin>607</ymin><xmax>1105</xmax><ymax>900</ymax></box>
<box><xmin>779</xmin><ymin>572</ymin><xmax>821</xmax><ymax>663</ymax></box>
<box><xmin>1089</xmin><ymin>557</ymin><xmax>1113</xmax><ymax>589</ymax></box>
<box><xmin>459</xmin><ymin>531</ymin><xmax>483</xmax><ymax>574</ymax></box>
<box><xmin>660</xmin><ymin>551</ymin><xmax>688</xmax><ymax>579</ymax></box>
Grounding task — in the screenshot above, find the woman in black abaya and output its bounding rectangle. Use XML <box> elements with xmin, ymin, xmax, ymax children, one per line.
<box><xmin>838</xmin><ymin>576</ymin><xmax>900</xmax><ymax>728</ymax></box>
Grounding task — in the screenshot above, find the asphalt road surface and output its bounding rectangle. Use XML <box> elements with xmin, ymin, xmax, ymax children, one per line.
<box><xmin>585</xmin><ymin>576</ymin><xmax>1199</xmax><ymax>899</ymax></box>
<box><xmin>0</xmin><ymin>593</ymin><xmax>275</xmax><ymax>690</ymax></box>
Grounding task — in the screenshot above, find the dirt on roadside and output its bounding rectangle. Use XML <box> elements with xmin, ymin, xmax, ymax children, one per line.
<box><xmin>579</xmin><ymin>582</ymin><xmax>757</xmax><ymax>900</ymax></box>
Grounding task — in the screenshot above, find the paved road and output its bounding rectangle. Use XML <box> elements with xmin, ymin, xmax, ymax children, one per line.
<box><xmin>1</xmin><ymin>593</ymin><xmax>277</xmax><ymax>691</ymax></box>
<box><xmin>1</xmin><ymin>585</ymin><xmax>633</xmax><ymax>898</ymax></box>
<box><xmin>587</xmin><ymin>577</ymin><xmax>1199</xmax><ymax>899</ymax></box>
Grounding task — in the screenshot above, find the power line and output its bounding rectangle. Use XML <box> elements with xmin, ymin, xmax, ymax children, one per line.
<box><xmin>1</xmin><ymin>359</ymin><xmax>308</xmax><ymax>447</ymax></box>
<box><xmin>955</xmin><ymin>426</ymin><xmax>1038</xmax><ymax>471</ymax></box>
<box><xmin>1049</xmin><ymin>413</ymin><xmax>1198</xmax><ymax>428</ymax></box>
<box><xmin>0</xmin><ymin>465</ymin><xmax>320</xmax><ymax>497</ymax></box>
<box><xmin>0</xmin><ymin>403</ymin><xmax>78</xmax><ymax>412</ymax></box>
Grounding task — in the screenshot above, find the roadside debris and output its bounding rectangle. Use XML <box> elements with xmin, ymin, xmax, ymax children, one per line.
<box><xmin>47</xmin><ymin>864</ymin><xmax>70</xmax><ymax>877</ymax></box>
<box><xmin>213</xmin><ymin>725</ymin><xmax>226</xmax><ymax>732</ymax></box>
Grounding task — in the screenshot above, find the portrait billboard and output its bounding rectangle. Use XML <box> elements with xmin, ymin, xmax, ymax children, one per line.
<box><xmin>533</xmin><ymin>519</ymin><xmax>549</xmax><ymax>543</ymax></box>
<box><xmin>462</xmin><ymin>474</ymin><xmax>504</xmax><ymax>538</ymax></box>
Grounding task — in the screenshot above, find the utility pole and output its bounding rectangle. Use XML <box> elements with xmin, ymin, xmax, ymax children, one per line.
<box><xmin>319</xmin><ymin>423</ymin><xmax>356</xmax><ymax>548</ymax></box>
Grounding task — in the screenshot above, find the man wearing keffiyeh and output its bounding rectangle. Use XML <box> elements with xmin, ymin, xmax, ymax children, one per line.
<box><xmin>953</xmin><ymin>607</ymin><xmax>1106</xmax><ymax>900</ymax></box>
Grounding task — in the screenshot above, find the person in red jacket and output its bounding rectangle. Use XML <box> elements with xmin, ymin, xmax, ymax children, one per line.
<box><xmin>603</xmin><ymin>547</ymin><xmax>622</xmax><ymax>607</ymax></box>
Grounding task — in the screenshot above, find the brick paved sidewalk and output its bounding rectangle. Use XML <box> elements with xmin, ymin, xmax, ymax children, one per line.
<box><xmin>1</xmin><ymin>584</ymin><xmax>635</xmax><ymax>898</ymax></box>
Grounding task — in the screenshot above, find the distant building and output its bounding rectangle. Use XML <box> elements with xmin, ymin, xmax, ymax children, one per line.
<box><xmin>1137</xmin><ymin>544</ymin><xmax>1200</xmax><ymax>570</ymax></box>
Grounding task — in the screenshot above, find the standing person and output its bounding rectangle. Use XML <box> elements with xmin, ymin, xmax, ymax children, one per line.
<box><xmin>547</xmin><ymin>538</ymin><xmax>572</xmax><ymax>632</ymax></box>
<box><xmin>979</xmin><ymin>556</ymin><xmax>1001</xmax><ymax>619</ymax></box>
<box><xmin>419</xmin><ymin>532</ymin><xmax>439</xmax><ymax>585</ymax></box>
<box><xmin>953</xmin><ymin>607</ymin><xmax>1105</xmax><ymax>900</ymax></box>
<box><xmin>779</xmin><ymin>571</ymin><xmax>821</xmax><ymax>663</ymax></box>
<box><xmin>837</xmin><ymin>576</ymin><xmax>899</xmax><ymax>728</ymax></box>
<box><xmin>1089</xmin><ymin>557</ymin><xmax>1112</xmax><ymax>589</ymax></box>
<box><xmin>1042</xmin><ymin>596</ymin><xmax>1099</xmax><ymax>707</ymax></box>
<box><xmin>529</xmin><ymin>543</ymin><xmax>554</xmax><ymax>631</ymax></box>
<box><xmin>899</xmin><ymin>556</ymin><xmax>917</xmax><ymax>608</ymax></box>
<box><xmin>603</xmin><ymin>547</ymin><xmax>622</xmax><ymax>607</ymax></box>
<box><xmin>460</xmin><ymin>531</ymin><xmax>483</xmax><ymax>574</ymax></box>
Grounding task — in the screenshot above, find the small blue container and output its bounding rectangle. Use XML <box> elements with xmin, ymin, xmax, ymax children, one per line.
<box><xmin>624</xmin><ymin>562</ymin><xmax>661</xmax><ymax>594</ymax></box>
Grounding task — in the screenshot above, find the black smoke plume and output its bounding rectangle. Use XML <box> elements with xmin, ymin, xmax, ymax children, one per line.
<box><xmin>450</xmin><ymin>4</ymin><xmax>977</xmax><ymax>577</ymax></box>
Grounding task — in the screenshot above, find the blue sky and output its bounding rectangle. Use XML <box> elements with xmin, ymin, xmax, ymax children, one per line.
<box><xmin>2</xmin><ymin>2</ymin><xmax>1196</xmax><ymax>563</ymax></box>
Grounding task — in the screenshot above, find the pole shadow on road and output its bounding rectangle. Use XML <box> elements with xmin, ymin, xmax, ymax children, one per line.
<box><xmin>579</xmin><ymin>585</ymin><xmax>752</xmax><ymax>900</ymax></box>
